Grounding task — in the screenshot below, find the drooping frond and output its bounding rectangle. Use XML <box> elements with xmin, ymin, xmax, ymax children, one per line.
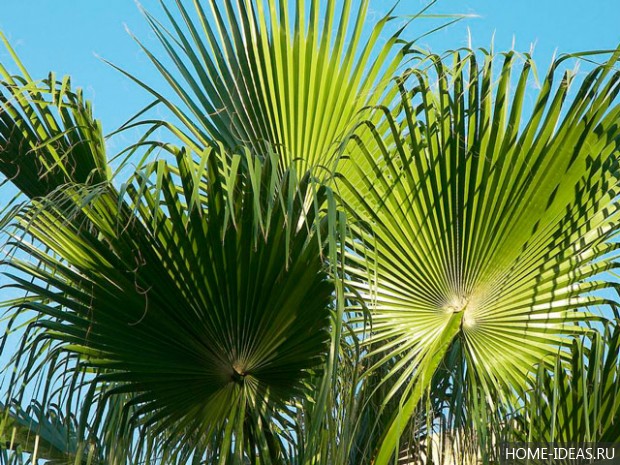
<box><xmin>336</xmin><ymin>50</ymin><xmax>620</xmax><ymax>464</ymax></box>
<box><xmin>0</xmin><ymin>401</ymin><xmax>88</xmax><ymax>464</ymax></box>
<box><xmin>0</xmin><ymin>33</ymin><xmax>109</xmax><ymax>200</ymax></box>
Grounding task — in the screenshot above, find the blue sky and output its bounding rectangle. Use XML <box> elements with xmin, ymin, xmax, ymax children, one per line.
<box><xmin>1</xmin><ymin>1</ymin><xmax>619</xmax><ymax>139</ymax></box>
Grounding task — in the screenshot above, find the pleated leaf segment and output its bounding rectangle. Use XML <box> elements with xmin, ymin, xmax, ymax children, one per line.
<box><xmin>337</xmin><ymin>50</ymin><xmax>620</xmax><ymax>464</ymax></box>
<box><xmin>2</xmin><ymin>147</ymin><xmax>337</xmax><ymax>463</ymax></box>
<box><xmin>118</xmin><ymin>0</ymin><xmax>408</xmax><ymax>173</ymax></box>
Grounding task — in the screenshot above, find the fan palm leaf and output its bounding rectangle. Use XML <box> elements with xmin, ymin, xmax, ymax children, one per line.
<box><xmin>336</xmin><ymin>50</ymin><xmax>620</xmax><ymax>464</ymax></box>
<box><xmin>0</xmin><ymin>33</ymin><xmax>109</xmax><ymax>199</ymax></box>
<box><xmin>507</xmin><ymin>319</ymin><xmax>620</xmax><ymax>443</ymax></box>
<box><xmin>0</xmin><ymin>401</ymin><xmax>95</xmax><ymax>465</ymax></box>
<box><xmin>2</xmin><ymin>140</ymin><xmax>341</xmax><ymax>462</ymax></box>
<box><xmin>116</xmin><ymin>0</ymin><xmax>410</xmax><ymax>172</ymax></box>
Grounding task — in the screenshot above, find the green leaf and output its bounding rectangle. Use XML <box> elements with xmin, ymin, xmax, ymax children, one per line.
<box><xmin>338</xmin><ymin>49</ymin><xmax>620</xmax><ymax>462</ymax></box>
<box><xmin>0</xmin><ymin>33</ymin><xmax>109</xmax><ymax>199</ymax></box>
<box><xmin>125</xmin><ymin>0</ymin><xmax>408</xmax><ymax>173</ymax></box>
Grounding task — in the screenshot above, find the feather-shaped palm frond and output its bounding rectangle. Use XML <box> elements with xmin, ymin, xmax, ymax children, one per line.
<box><xmin>337</xmin><ymin>50</ymin><xmax>620</xmax><ymax>464</ymax></box>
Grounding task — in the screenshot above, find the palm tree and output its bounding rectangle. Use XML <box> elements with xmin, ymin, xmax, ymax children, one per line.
<box><xmin>0</xmin><ymin>1</ymin><xmax>619</xmax><ymax>464</ymax></box>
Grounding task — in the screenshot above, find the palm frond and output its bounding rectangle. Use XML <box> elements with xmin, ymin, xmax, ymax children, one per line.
<box><xmin>115</xmin><ymin>0</ymin><xmax>409</xmax><ymax>173</ymax></box>
<box><xmin>2</xmin><ymin>146</ymin><xmax>341</xmax><ymax>463</ymax></box>
<box><xmin>0</xmin><ymin>33</ymin><xmax>109</xmax><ymax>199</ymax></box>
<box><xmin>0</xmin><ymin>399</ymin><xmax>104</xmax><ymax>465</ymax></box>
<box><xmin>507</xmin><ymin>319</ymin><xmax>620</xmax><ymax>443</ymax></box>
<box><xmin>336</xmin><ymin>49</ymin><xmax>620</xmax><ymax>464</ymax></box>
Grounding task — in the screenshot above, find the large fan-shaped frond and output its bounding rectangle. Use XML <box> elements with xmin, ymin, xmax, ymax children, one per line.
<box><xmin>118</xmin><ymin>0</ymin><xmax>408</xmax><ymax>172</ymax></box>
<box><xmin>2</xmin><ymin>146</ymin><xmax>339</xmax><ymax>463</ymax></box>
<box><xmin>337</xmin><ymin>50</ymin><xmax>620</xmax><ymax>463</ymax></box>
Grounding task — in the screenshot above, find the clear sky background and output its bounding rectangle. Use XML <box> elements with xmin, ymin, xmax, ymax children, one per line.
<box><xmin>1</xmin><ymin>1</ymin><xmax>619</xmax><ymax>142</ymax></box>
